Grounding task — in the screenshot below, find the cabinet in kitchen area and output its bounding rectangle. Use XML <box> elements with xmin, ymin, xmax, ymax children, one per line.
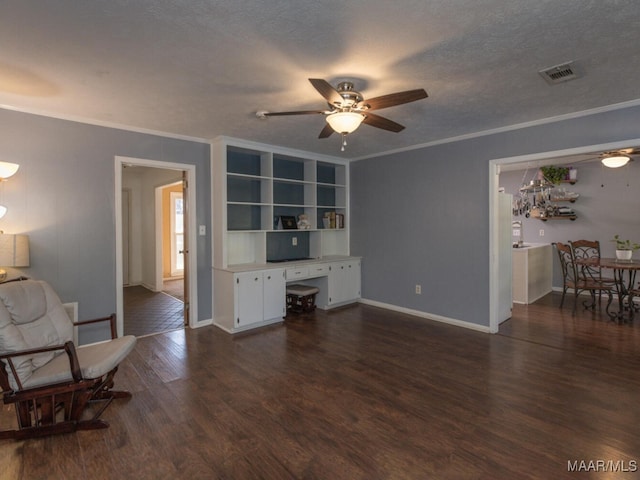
<box><xmin>214</xmin><ymin>268</ymin><xmax>286</xmax><ymax>333</ymax></box>
<box><xmin>512</xmin><ymin>244</ymin><xmax>552</xmax><ymax>304</ymax></box>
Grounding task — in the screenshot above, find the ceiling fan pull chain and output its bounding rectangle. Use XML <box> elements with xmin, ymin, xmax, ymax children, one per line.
<box><xmin>341</xmin><ymin>133</ymin><xmax>347</xmax><ymax>152</ymax></box>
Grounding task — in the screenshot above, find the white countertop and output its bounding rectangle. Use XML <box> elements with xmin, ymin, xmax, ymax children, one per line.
<box><xmin>216</xmin><ymin>255</ymin><xmax>361</xmax><ymax>273</ymax></box>
<box><xmin>512</xmin><ymin>243</ymin><xmax>551</xmax><ymax>251</ymax></box>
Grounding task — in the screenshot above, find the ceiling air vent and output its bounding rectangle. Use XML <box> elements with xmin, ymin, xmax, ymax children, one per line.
<box><xmin>539</xmin><ymin>62</ymin><xmax>580</xmax><ymax>85</ymax></box>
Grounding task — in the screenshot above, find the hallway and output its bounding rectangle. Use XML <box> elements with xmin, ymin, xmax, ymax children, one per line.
<box><xmin>123</xmin><ymin>282</ymin><xmax>184</xmax><ymax>337</ymax></box>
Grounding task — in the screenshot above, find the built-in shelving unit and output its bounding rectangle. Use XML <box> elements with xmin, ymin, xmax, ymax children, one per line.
<box><xmin>212</xmin><ymin>137</ymin><xmax>350</xmax><ymax>269</ymax></box>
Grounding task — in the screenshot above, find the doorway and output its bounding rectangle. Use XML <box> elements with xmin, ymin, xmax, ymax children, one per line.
<box><xmin>115</xmin><ymin>156</ymin><xmax>198</xmax><ymax>338</ymax></box>
<box><xmin>488</xmin><ymin>137</ymin><xmax>640</xmax><ymax>333</ymax></box>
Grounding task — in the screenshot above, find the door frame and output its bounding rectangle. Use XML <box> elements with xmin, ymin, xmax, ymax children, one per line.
<box><xmin>488</xmin><ymin>137</ymin><xmax>640</xmax><ymax>333</ymax></box>
<box><xmin>115</xmin><ymin>156</ymin><xmax>199</xmax><ymax>335</ymax></box>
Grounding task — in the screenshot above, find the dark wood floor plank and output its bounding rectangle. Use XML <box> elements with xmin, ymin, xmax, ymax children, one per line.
<box><xmin>2</xmin><ymin>293</ymin><xmax>640</xmax><ymax>479</ymax></box>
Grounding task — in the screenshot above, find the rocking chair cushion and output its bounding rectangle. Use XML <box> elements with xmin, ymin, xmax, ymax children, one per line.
<box><xmin>22</xmin><ymin>335</ymin><xmax>136</xmax><ymax>389</ymax></box>
<box><xmin>0</xmin><ymin>280</ymin><xmax>74</xmax><ymax>388</ymax></box>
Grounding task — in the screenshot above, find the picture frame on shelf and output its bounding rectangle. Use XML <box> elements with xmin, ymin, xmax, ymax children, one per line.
<box><xmin>278</xmin><ymin>215</ymin><xmax>298</xmax><ymax>230</ymax></box>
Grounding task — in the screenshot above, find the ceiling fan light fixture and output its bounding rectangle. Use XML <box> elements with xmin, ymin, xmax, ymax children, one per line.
<box><xmin>601</xmin><ymin>154</ymin><xmax>631</xmax><ymax>168</ymax></box>
<box><xmin>326</xmin><ymin>111</ymin><xmax>365</xmax><ymax>134</ymax></box>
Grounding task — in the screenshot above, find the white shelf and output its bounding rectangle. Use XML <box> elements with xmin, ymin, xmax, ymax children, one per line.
<box><xmin>212</xmin><ymin>137</ymin><xmax>350</xmax><ymax>268</ymax></box>
<box><xmin>227</xmin><ymin>173</ymin><xmax>271</xmax><ymax>180</ymax></box>
<box><xmin>273</xmin><ymin>177</ymin><xmax>315</xmax><ymax>185</ymax></box>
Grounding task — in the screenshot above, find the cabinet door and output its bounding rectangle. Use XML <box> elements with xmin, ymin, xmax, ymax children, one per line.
<box><xmin>342</xmin><ymin>260</ymin><xmax>361</xmax><ymax>301</ymax></box>
<box><xmin>327</xmin><ymin>262</ymin><xmax>342</xmax><ymax>305</ymax></box>
<box><xmin>263</xmin><ymin>269</ymin><xmax>286</xmax><ymax>320</ymax></box>
<box><xmin>328</xmin><ymin>260</ymin><xmax>361</xmax><ymax>305</ymax></box>
<box><xmin>235</xmin><ymin>272</ymin><xmax>263</xmax><ymax>327</ymax></box>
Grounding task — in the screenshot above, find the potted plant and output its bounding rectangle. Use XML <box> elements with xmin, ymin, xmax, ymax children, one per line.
<box><xmin>611</xmin><ymin>235</ymin><xmax>640</xmax><ymax>261</ymax></box>
<box><xmin>540</xmin><ymin>165</ymin><xmax>569</xmax><ymax>185</ymax></box>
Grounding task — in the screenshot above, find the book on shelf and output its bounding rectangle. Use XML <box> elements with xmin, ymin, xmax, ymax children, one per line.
<box><xmin>323</xmin><ymin>212</ymin><xmax>345</xmax><ymax>229</ymax></box>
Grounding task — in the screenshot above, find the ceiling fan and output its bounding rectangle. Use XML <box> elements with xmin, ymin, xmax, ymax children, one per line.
<box><xmin>256</xmin><ymin>78</ymin><xmax>428</xmax><ymax>151</ymax></box>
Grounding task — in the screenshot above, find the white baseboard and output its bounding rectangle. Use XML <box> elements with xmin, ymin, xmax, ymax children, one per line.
<box><xmin>192</xmin><ymin>318</ymin><xmax>213</xmax><ymax>329</ymax></box>
<box><xmin>358</xmin><ymin>298</ymin><xmax>492</xmax><ymax>333</ymax></box>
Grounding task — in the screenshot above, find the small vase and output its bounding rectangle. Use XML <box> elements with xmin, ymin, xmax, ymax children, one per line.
<box><xmin>616</xmin><ymin>249</ymin><xmax>633</xmax><ymax>261</ymax></box>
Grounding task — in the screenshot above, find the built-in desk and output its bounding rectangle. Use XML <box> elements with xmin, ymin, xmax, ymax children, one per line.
<box><xmin>512</xmin><ymin>244</ymin><xmax>552</xmax><ymax>304</ymax></box>
<box><xmin>213</xmin><ymin>256</ymin><xmax>361</xmax><ymax>333</ymax></box>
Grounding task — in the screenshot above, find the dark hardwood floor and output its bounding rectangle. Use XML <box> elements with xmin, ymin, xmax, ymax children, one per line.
<box><xmin>2</xmin><ymin>293</ymin><xmax>639</xmax><ymax>479</ymax></box>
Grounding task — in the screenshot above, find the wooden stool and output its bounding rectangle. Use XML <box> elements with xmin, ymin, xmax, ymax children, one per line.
<box><xmin>286</xmin><ymin>284</ymin><xmax>320</xmax><ymax>313</ymax></box>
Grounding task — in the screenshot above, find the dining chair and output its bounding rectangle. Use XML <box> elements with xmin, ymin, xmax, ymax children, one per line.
<box><xmin>569</xmin><ymin>239</ymin><xmax>616</xmax><ymax>305</ymax></box>
<box><xmin>554</xmin><ymin>242</ymin><xmax>614</xmax><ymax>315</ymax></box>
<box><xmin>627</xmin><ymin>285</ymin><xmax>640</xmax><ymax>319</ymax></box>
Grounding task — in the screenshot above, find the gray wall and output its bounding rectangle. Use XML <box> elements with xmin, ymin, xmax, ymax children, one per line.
<box><xmin>500</xmin><ymin>160</ymin><xmax>640</xmax><ymax>288</ymax></box>
<box><xmin>351</xmin><ymin>104</ymin><xmax>640</xmax><ymax>328</ymax></box>
<box><xmin>4</xmin><ymin>101</ymin><xmax>640</xmax><ymax>335</ymax></box>
<box><xmin>0</xmin><ymin>109</ymin><xmax>211</xmax><ymax>341</ymax></box>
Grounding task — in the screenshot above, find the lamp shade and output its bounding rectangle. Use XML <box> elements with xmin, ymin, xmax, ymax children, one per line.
<box><xmin>0</xmin><ymin>234</ymin><xmax>29</xmax><ymax>267</ymax></box>
<box><xmin>0</xmin><ymin>162</ymin><xmax>19</xmax><ymax>180</ymax></box>
<box><xmin>326</xmin><ymin>112</ymin><xmax>365</xmax><ymax>134</ymax></box>
<box><xmin>601</xmin><ymin>154</ymin><xmax>630</xmax><ymax>168</ymax></box>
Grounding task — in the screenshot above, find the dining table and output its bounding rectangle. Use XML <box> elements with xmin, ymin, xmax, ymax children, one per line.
<box><xmin>580</xmin><ymin>257</ymin><xmax>640</xmax><ymax>322</ymax></box>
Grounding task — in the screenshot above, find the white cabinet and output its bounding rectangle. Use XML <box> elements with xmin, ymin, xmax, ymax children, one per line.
<box><xmin>234</xmin><ymin>271</ymin><xmax>264</xmax><ymax>328</ymax></box>
<box><xmin>214</xmin><ymin>268</ymin><xmax>286</xmax><ymax>333</ymax></box>
<box><xmin>214</xmin><ymin>257</ymin><xmax>360</xmax><ymax>333</ymax></box>
<box><xmin>327</xmin><ymin>259</ymin><xmax>361</xmax><ymax>306</ymax></box>
<box><xmin>512</xmin><ymin>244</ymin><xmax>552</xmax><ymax>304</ymax></box>
<box><xmin>263</xmin><ymin>270</ymin><xmax>286</xmax><ymax>320</ymax></box>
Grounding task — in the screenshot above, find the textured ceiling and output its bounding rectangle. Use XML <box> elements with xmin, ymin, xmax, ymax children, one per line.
<box><xmin>1</xmin><ymin>0</ymin><xmax>640</xmax><ymax>158</ymax></box>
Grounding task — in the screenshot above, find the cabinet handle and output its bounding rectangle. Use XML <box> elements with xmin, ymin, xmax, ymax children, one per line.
<box><xmin>255</xmin><ymin>277</ymin><xmax>259</xmax><ymax>281</ymax></box>
<box><xmin>267</xmin><ymin>275</ymin><xmax>271</xmax><ymax>280</ymax></box>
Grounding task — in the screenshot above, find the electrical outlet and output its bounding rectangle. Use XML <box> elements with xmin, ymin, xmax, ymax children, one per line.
<box><xmin>539</xmin><ymin>229</ymin><xmax>545</xmax><ymax>236</ymax></box>
<box><xmin>415</xmin><ymin>284</ymin><xmax>421</xmax><ymax>295</ymax></box>
<box><xmin>292</xmin><ymin>237</ymin><xmax>297</xmax><ymax>246</ymax></box>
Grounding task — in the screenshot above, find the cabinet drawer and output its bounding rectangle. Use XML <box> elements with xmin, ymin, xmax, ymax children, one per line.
<box><xmin>286</xmin><ymin>267</ymin><xmax>309</xmax><ymax>280</ymax></box>
<box><xmin>307</xmin><ymin>264</ymin><xmax>329</xmax><ymax>277</ymax></box>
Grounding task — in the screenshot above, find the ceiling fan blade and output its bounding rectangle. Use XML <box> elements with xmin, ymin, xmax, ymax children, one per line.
<box><xmin>309</xmin><ymin>78</ymin><xmax>343</xmax><ymax>105</ymax></box>
<box><xmin>262</xmin><ymin>110</ymin><xmax>326</xmax><ymax>116</ymax></box>
<box><xmin>359</xmin><ymin>89</ymin><xmax>428</xmax><ymax>111</ymax></box>
<box><xmin>318</xmin><ymin>123</ymin><xmax>334</xmax><ymax>138</ymax></box>
<box><xmin>362</xmin><ymin>112</ymin><xmax>405</xmax><ymax>132</ymax></box>
<box><xmin>619</xmin><ymin>147</ymin><xmax>640</xmax><ymax>155</ymax></box>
